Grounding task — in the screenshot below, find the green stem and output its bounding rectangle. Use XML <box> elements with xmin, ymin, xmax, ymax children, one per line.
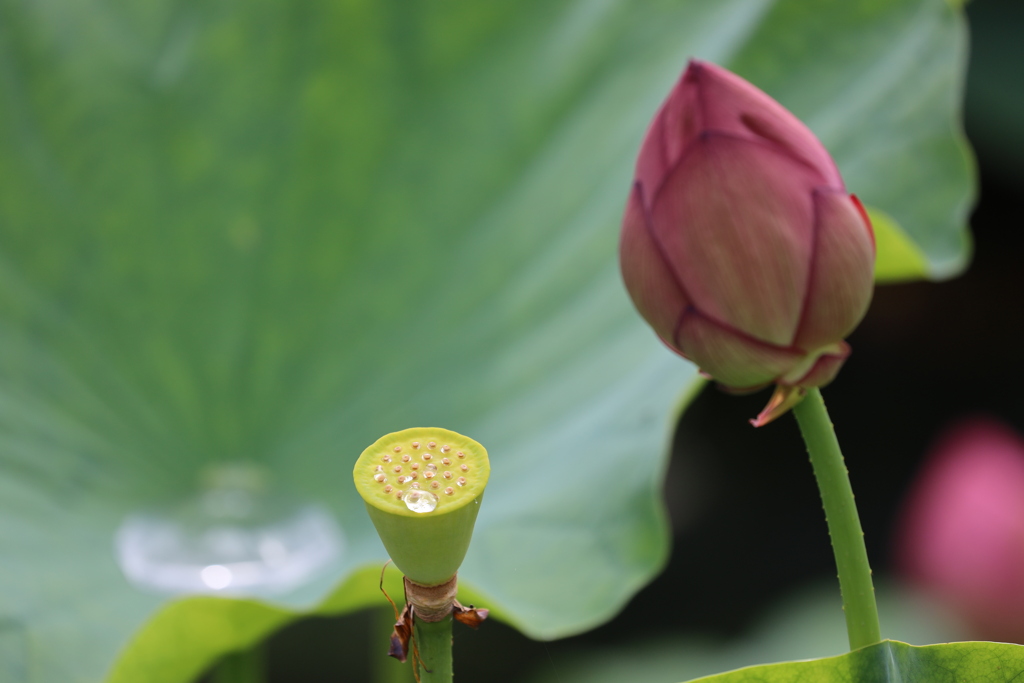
<box><xmin>414</xmin><ymin>616</ymin><xmax>453</xmax><ymax>683</ymax></box>
<box><xmin>792</xmin><ymin>388</ymin><xmax>881</xmax><ymax>651</ymax></box>
<box><xmin>210</xmin><ymin>645</ymin><xmax>265</xmax><ymax>683</ymax></box>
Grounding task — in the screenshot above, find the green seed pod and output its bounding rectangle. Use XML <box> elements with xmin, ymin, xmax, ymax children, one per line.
<box><xmin>354</xmin><ymin>427</ymin><xmax>489</xmax><ymax>586</ymax></box>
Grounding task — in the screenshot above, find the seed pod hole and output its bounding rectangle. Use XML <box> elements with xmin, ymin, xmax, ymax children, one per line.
<box><xmin>401</xmin><ymin>454</ymin><xmax>411</xmax><ymax>462</ymax></box>
<box><xmin>430</xmin><ymin>481</ymin><xmax>440</xmax><ymax>489</ymax></box>
<box><xmin>460</xmin><ymin>464</ymin><xmax>469</xmax><ymax>472</ymax></box>
<box><xmin>411</xmin><ymin>441</ymin><xmax>420</xmax><ymax>449</ymax></box>
<box><xmin>457</xmin><ymin>477</ymin><xmax>466</xmax><ymax>486</ymax></box>
<box><xmin>444</xmin><ymin>487</ymin><xmax>455</xmax><ymax>495</ymax></box>
<box><xmin>443</xmin><ymin>471</ymin><xmax>453</xmax><ymax>479</ymax></box>
<box><xmin>441</xmin><ymin>445</ymin><xmax>451</xmax><ymax>453</ymax></box>
<box><xmin>384</xmin><ymin>485</ymin><xmax>393</xmax><ymax>493</ymax></box>
<box><xmin>422</xmin><ymin>454</ymin><xmax>432</xmax><ymax>461</ymax></box>
<box><xmin>441</xmin><ymin>458</ymin><xmax>451</xmax><ymax>465</ymax></box>
<box><xmin>428</xmin><ymin>441</ymin><xmax>437</xmax><ymax>449</ymax></box>
<box><xmin>410</xmin><ymin>463</ymin><xmax>420</xmax><ymax>470</ymax></box>
<box><xmin>374</xmin><ymin>473</ymin><xmax>386</xmax><ymax>483</ymax></box>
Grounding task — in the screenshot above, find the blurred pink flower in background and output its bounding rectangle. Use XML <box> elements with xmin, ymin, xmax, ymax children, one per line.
<box><xmin>896</xmin><ymin>417</ymin><xmax>1024</xmax><ymax>643</ymax></box>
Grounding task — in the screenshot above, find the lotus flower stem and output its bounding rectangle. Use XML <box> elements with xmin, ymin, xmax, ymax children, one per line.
<box><xmin>793</xmin><ymin>389</ymin><xmax>881</xmax><ymax>650</ymax></box>
<box><xmin>414</xmin><ymin>616</ymin><xmax>454</xmax><ymax>683</ymax></box>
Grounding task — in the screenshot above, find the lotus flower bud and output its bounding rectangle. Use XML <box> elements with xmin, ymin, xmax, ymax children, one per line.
<box><xmin>619</xmin><ymin>60</ymin><xmax>875</xmax><ymax>424</ymax></box>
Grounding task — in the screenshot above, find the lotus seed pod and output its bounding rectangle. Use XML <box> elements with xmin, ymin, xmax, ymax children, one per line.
<box><xmin>354</xmin><ymin>427</ymin><xmax>489</xmax><ymax>586</ymax></box>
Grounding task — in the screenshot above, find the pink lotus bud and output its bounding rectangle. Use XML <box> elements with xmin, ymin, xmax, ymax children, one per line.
<box><xmin>895</xmin><ymin>418</ymin><xmax>1024</xmax><ymax>643</ymax></box>
<box><xmin>619</xmin><ymin>60</ymin><xmax>875</xmax><ymax>422</ymax></box>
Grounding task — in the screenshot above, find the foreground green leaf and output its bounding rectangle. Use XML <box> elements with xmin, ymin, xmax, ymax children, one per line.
<box><xmin>526</xmin><ymin>582</ymin><xmax>969</xmax><ymax>683</ymax></box>
<box><xmin>0</xmin><ymin>0</ymin><xmax>971</xmax><ymax>681</ymax></box>
<box><xmin>688</xmin><ymin>640</ymin><xmax>1024</xmax><ymax>683</ymax></box>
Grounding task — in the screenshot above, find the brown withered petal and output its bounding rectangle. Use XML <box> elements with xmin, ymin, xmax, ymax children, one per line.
<box><xmin>452</xmin><ymin>600</ymin><xmax>490</xmax><ymax>629</ymax></box>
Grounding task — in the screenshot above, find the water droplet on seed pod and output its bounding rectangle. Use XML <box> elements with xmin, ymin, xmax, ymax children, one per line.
<box><xmin>402</xmin><ymin>489</ymin><xmax>438</xmax><ymax>513</ymax></box>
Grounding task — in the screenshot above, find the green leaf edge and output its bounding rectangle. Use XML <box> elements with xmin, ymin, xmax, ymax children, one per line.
<box><xmin>104</xmin><ymin>375</ymin><xmax>704</xmax><ymax>683</ymax></box>
<box><xmin>102</xmin><ymin>549</ymin><xmax>609</xmax><ymax>683</ymax></box>
<box><xmin>680</xmin><ymin>639</ymin><xmax>1024</xmax><ymax>683</ymax></box>
<box><xmin>105</xmin><ymin>564</ymin><xmax>399</xmax><ymax>683</ymax></box>
<box><xmin>870</xmin><ymin>206</ymin><xmax>932</xmax><ymax>283</ymax></box>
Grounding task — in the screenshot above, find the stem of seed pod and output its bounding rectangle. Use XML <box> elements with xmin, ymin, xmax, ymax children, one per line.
<box><xmin>792</xmin><ymin>388</ymin><xmax>881</xmax><ymax>651</ymax></box>
<box><xmin>414</xmin><ymin>616</ymin><xmax>453</xmax><ymax>683</ymax></box>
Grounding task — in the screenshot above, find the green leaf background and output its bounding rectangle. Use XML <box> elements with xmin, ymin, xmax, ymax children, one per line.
<box><xmin>0</xmin><ymin>0</ymin><xmax>972</xmax><ymax>681</ymax></box>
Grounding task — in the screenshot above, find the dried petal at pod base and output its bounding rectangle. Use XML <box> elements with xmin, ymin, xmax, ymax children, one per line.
<box><xmin>453</xmin><ymin>600</ymin><xmax>490</xmax><ymax>629</ymax></box>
